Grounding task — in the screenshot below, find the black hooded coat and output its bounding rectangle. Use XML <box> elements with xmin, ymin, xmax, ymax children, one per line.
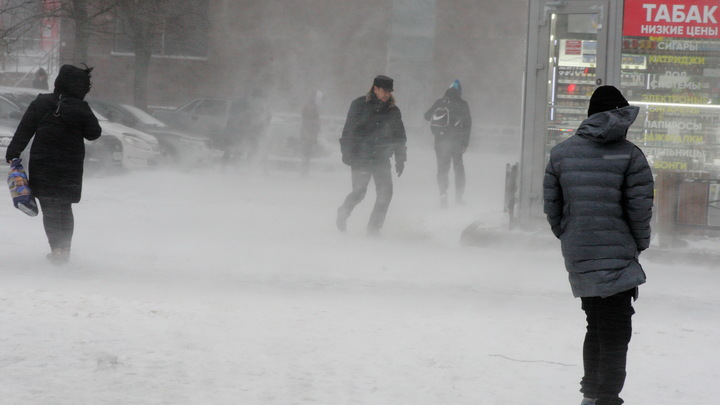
<box><xmin>5</xmin><ymin>65</ymin><xmax>102</xmax><ymax>203</ymax></box>
<box><xmin>543</xmin><ymin>106</ymin><xmax>654</xmax><ymax>298</ymax></box>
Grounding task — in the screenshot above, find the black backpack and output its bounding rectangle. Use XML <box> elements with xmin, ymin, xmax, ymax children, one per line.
<box><xmin>429</xmin><ymin>97</ymin><xmax>461</xmax><ymax>136</ymax></box>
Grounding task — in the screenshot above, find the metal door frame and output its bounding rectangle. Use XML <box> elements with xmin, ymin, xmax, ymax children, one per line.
<box><xmin>518</xmin><ymin>0</ymin><xmax>624</xmax><ymax>225</ymax></box>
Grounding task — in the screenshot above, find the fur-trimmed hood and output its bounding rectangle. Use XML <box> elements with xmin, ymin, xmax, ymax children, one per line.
<box><xmin>365</xmin><ymin>88</ymin><xmax>396</xmax><ymax>108</ymax></box>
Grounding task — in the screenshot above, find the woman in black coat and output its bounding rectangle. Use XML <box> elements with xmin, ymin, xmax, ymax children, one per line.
<box><xmin>5</xmin><ymin>64</ymin><xmax>102</xmax><ymax>264</ymax></box>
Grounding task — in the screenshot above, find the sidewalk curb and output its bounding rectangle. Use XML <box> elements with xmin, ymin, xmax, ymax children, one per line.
<box><xmin>461</xmin><ymin>220</ymin><xmax>719</xmax><ymax>268</ymax></box>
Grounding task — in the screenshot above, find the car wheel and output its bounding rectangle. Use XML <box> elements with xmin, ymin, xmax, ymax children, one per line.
<box><xmin>158</xmin><ymin>142</ymin><xmax>179</xmax><ymax>166</ymax></box>
<box><xmin>86</xmin><ymin>137</ymin><xmax>123</xmax><ymax>175</ymax></box>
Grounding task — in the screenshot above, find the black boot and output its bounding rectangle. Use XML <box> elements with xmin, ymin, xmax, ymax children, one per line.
<box><xmin>336</xmin><ymin>207</ymin><xmax>348</xmax><ymax>232</ymax></box>
<box><xmin>47</xmin><ymin>247</ymin><xmax>70</xmax><ymax>265</ymax></box>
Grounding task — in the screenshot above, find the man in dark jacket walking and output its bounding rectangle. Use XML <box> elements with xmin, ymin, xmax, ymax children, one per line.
<box><xmin>424</xmin><ymin>79</ymin><xmax>472</xmax><ymax>207</ymax></box>
<box><xmin>337</xmin><ymin>75</ymin><xmax>407</xmax><ymax>236</ymax></box>
<box><xmin>6</xmin><ymin>64</ymin><xmax>102</xmax><ymax>264</ymax></box>
<box><xmin>543</xmin><ymin>86</ymin><xmax>654</xmax><ymax>405</ymax></box>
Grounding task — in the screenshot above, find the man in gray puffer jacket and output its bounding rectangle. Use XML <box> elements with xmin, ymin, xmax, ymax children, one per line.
<box><xmin>543</xmin><ymin>86</ymin><xmax>653</xmax><ymax>405</ymax></box>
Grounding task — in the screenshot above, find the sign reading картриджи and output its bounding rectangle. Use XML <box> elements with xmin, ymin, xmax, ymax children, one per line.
<box><xmin>624</xmin><ymin>0</ymin><xmax>719</xmax><ymax>38</ymax></box>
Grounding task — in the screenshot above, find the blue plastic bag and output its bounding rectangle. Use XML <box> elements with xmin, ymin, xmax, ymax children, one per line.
<box><xmin>7</xmin><ymin>158</ymin><xmax>38</xmax><ymax>217</ymax></box>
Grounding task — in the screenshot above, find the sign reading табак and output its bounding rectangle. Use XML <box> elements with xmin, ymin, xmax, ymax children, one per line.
<box><xmin>624</xmin><ymin>0</ymin><xmax>720</xmax><ymax>38</ymax></box>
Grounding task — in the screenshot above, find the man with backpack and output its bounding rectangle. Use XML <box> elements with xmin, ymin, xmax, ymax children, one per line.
<box><xmin>424</xmin><ymin>79</ymin><xmax>472</xmax><ymax>208</ymax></box>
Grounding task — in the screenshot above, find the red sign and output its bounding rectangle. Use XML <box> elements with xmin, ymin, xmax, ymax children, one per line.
<box><xmin>40</xmin><ymin>0</ymin><xmax>60</xmax><ymax>51</ymax></box>
<box><xmin>623</xmin><ymin>0</ymin><xmax>720</xmax><ymax>38</ymax></box>
<box><xmin>565</xmin><ymin>39</ymin><xmax>582</xmax><ymax>55</ymax></box>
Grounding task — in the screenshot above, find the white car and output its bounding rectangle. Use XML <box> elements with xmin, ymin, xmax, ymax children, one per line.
<box><xmin>0</xmin><ymin>123</ymin><xmax>15</xmax><ymax>159</ymax></box>
<box><xmin>86</xmin><ymin>109</ymin><xmax>162</xmax><ymax>172</ymax></box>
<box><xmin>0</xmin><ymin>94</ymin><xmax>32</xmax><ymax>162</ymax></box>
<box><xmin>0</xmin><ymin>86</ymin><xmax>161</xmax><ymax>173</ymax></box>
<box><xmin>89</xmin><ymin>99</ymin><xmax>221</xmax><ymax>167</ymax></box>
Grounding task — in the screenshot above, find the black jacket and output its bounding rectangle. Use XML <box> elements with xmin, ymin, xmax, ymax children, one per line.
<box><xmin>339</xmin><ymin>92</ymin><xmax>407</xmax><ymax>166</ymax></box>
<box><xmin>543</xmin><ymin>106</ymin><xmax>653</xmax><ymax>298</ymax></box>
<box><xmin>424</xmin><ymin>87</ymin><xmax>472</xmax><ymax>148</ymax></box>
<box><xmin>6</xmin><ymin>93</ymin><xmax>101</xmax><ymax>203</ymax></box>
<box><xmin>301</xmin><ymin>99</ymin><xmax>320</xmax><ymax>143</ymax></box>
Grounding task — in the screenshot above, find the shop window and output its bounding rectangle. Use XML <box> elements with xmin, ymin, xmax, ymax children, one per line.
<box><xmin>620</xmin><ymin>0</ymin><xmax>720</xmax><ymax>177</ymax></box>
<box><xmin>112</xmin><ymin>0</ymin><xmax>209</xmax><ymax>59</ymax></box>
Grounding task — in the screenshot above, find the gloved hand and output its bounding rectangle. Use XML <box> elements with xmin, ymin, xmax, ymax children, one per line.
<box><xmin>396</xmin><ymin>160</ymin><xmax>404</xmax><ymax>177</ymax></box>
<box><xmin>342</xmin><ymin>154</ymin><xmax>352</xmax><ymax>166</ymax></box>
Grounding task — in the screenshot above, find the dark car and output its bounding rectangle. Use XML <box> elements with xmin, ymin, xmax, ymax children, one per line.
<box><xmin>151</xmin><ymin>98</ymin><xmax>244</xmax><ymax>139</ymax></box>
<box><xmin>152</xmin><ymin>97</ymin><xmax>271</xmax><ymax>146</ymax></box>
<box><xmin>89</xmin><ymin>100</ymin><xmax>222</xmax><ymax>167</ymax></box>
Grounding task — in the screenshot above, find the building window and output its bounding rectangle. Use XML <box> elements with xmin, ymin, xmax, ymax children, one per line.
<box><xmin>112</xmin><ymin>0</ymin><xmax>209</xmax><ymax>59</ymax></box>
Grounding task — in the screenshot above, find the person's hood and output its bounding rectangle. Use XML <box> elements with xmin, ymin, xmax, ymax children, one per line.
<box><xmin>365</xmin><ymin>89</ymin><xmax>396</xmax><ymax>108</ymax></box>
<box><xmin>443</xmin><ymin>87</ymin><xmax>461</xmax><ymax>101</ymax></box>
<box><xmin>576</xmin><ymin>105</ymin><xmax>639</xmax><ymax>144</ymax></box>
<box><xmin>53</xmin><ymin>65</ymin><xmax>92</xmax><ymax>100</ymax></box>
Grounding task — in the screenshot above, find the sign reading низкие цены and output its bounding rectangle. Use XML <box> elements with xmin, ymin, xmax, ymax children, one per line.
<box><xmin>624</xmin><ymin>0</ymin><xmax>720</xmax><ymax>38</ymax></box>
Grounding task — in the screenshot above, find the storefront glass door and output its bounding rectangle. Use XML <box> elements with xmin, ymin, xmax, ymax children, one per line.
<box><xmin>545</xmin><ymin>4</ymin><xmax>609</xmax><ymax>156</ymax></box>
<box><xmin>518</xmin><ymin>1</ymin><xmax>609</xmax><ymax>222</ymax></box>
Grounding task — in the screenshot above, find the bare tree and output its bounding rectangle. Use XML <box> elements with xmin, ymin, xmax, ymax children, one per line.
<box><xmin>115</xmin><ymin>0</ymin><xmax>206</xmax><ymax>110</ymax></box>
<box><xmin>2</xmin><ymin>0</ymin><xmax>201</xmax><ymax>108</ymax></box>
<box><xmin>114</xmin><ymin>0</ymin><xmax>168</xmax><ymax>109</ymax></box>
<box><xmin>0</xmin><ymin>1</ymin><xmax>42</xmax><ymax>42</ymax></box>
<box><xmin>64</xmin><ymin>0</ymin><xmax>117</xmax><ymax>63</ymax></box>
<box><xmin>0</xmin><ymin>1</ymin><xmax>44</xmax><ymax>70</ymax></box>
<box><xmin>0</xmin><ymin>0</ymin><xmax>117</xmax><ymax>67</ymax></box>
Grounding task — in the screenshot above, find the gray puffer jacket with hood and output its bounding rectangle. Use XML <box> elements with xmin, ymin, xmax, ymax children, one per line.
<box><xmin>543</xmin><ymin>105</ymin><xmax>654</xmax><ymax>298</ymax></box>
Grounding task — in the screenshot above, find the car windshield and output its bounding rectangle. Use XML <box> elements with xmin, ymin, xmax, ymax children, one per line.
<box><xmin>91</xmin><ymin>108</ymin><xmax>108</xmax><ymax>121</ymax></box>
<box><xmin>3</xmin><ymin>93</ymin><xmax>35</xmax><ymax>111</ymax></box>
<box><xmin>121</xmin><ymin>103</ymin><xmax>168</xmax><ymax>127</ymax></box>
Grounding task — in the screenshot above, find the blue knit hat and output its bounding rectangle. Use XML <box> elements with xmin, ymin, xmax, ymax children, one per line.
<box><xmin>450</xmin><ymin>79</ymin><xmax>462</xmax><ymax>95</ymax></box>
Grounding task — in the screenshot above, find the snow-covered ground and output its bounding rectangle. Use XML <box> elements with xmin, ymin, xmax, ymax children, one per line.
<box><xmin>1</xmin><ymin>141</ymin><xmax>718</xmax><ymax>404</ymax></box>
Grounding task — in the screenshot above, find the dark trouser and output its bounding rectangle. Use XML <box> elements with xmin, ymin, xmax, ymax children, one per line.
<box><xmin>435</xmin><ymin>138</ymin><xmax>465</xmax><ymax>199</ymax></box>
<box><xmin>580</xmin><ymin>288</ymin><xmax>636</xmax><ymax>405</ymax></box>
<box><xmin>38</xmin><ymin>198</ymin><xmax>74</xmax><ymax>250</ymax></box>
<box><xmin>339</xmin><ymin>159</ymin><xmax>393</xmax><ymax>232</ymax></box>
<box><xmin>300</xmin><ymin>140</ymin><xmax>315</xmax><ymax>175</ymax></box>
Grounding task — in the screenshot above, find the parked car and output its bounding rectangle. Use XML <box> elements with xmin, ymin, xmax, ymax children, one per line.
<box><xmin>86</xmin><ymin>110</ymin><xmax>162</xmax><ymax>173</ymax></box>
<box><xmin>0</xmin><ymin>86</ymin><xmax>161</xmax><ymax>173</ymax></box>
<box><xmin>152</xmin><ymin>97</ymin><xmax>269</xmax><ymax>148</ymax></box>
<box><xmin>0</xmin><ymin>121</ymin><xmax>17</xmax><ymax>160</ymax></box>
<box><xmin>89</xmin><ymin>99</ymin><xmax>222</xmax><ymax>167</ymax></box>
<box><xmin>0</xmin><ymin>86</ymin><xmax>39</xmax><ymax>112</ymax></box>
<box><xmin>152</xmin><ymin>97</ymin><xmax>239</xmax><ymax>139</ymax></box>
<box><xmin>0</xmin><ymin>94</ymin><xmax>29</xmax><ymax>161</ymax></box>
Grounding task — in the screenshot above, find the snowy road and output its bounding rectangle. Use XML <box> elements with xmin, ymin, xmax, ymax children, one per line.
<box><xmin>1</xmin><ymin>143</ymin><xmax>718</xmax><ymax>404</ymax></box>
